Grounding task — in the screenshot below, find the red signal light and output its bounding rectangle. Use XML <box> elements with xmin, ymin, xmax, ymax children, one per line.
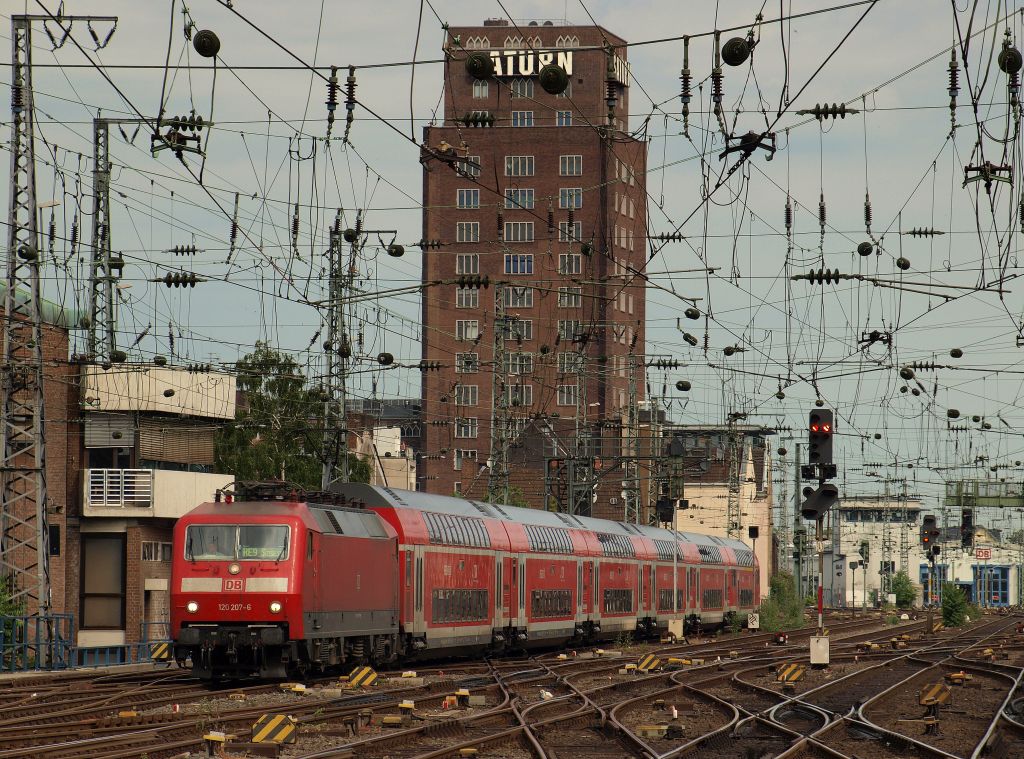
<box><xmin>810</xmin><ymin>423</ymin><xmax>820</xmax><ymax>433</ymax></box>
<box><xmin>822</xmin><ymin>424</ymin><xmax>831</xmax><ymax>433</ymax></box>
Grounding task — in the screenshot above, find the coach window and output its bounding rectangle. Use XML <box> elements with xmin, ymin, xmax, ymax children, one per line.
<box><xmin>307</xmin><ymin>531</ymin><xmax>314</xmax><ymax>560</ymax></box>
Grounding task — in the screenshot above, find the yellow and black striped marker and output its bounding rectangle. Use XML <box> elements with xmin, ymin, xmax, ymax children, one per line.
<box><xmin>775</xmin><ymin>662</ymin><xmax>806</xmax><ymax>683</ymax></box>
<box><xmin>919</xmin><ymin>682</ymin><xmax>951</xmax><ymax>707</ymax></box>
<box><xmin>348</xmin><ymin>665</ymin><xmax>378</xmax><ymax>688</ymax></box>
<box><xmin>637</xmin><ymin>654</ymin><xmax>661</xmax><ymax>672</ymax></box>
<box><xmin>150</xmin><ymin>642</ymin><xmax>171</xmax><ymax>661</ymax></box>
<box><xmin>932</xmin><ymin>620</ymin><xmax>945</xmax><ymax>634</ymax></box>
<box><xmin>251</xmin><ymin>714</ymin><xmax>298</xmax><ymax>744</ymax></box>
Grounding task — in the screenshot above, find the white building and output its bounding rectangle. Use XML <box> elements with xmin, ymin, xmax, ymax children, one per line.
<box><xmin>818</xmin><ymin>495</ymin><xmax>1024</xmax><ymax>607</ymax></box>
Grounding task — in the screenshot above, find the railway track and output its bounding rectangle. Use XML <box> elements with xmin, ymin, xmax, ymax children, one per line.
<box><xmin>1</xmin><ymin>612</ymin><xmax>1020</xmax><ymax>758</ymax></box>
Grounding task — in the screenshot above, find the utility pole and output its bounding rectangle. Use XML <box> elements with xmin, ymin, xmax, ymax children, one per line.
<box><xmin>487</xmin><ymin>284</ymin><xmax>510</xmax><ymax>504</ymax></box>
<box><xmin>725</xmin><ymin>412</ymin><xmax>744</xmax><ymax>538</ymax></box>
<box><xmin>622</xmin><ymin>354</ymin><xmax>642</xmax><ymax>523</ymax></box>
<box><xmin>88</xmin><ymin>116</ymin><xmax>159</xmax><ymax>364</ymax></box>
<box><xmin>881</xmin><ymin>479</ymin><xmax>895</xmax><ymax>600</ymax></box>
<box><xmin>898</xmin><ymin>478</ymin><xmax>910</xmax><ymax>574</ymax></box>
<box><xmin>2</xmin><ymin>12</ymin><xmax>115</xmax><ymax>619</ymax></box>
<box><xmin>321</xmin><ymin>220</ymin><xmax>350</xmax><ymax>490</ymax></box>
<box><xmin>793</xmin><ymin>442</ymin><xmax>803</xmax><ymax>598</ymax></box>
<box><xmin>570</xmin><ymin>342</ymin><xmax>593</xmax><ymax>516</ymax></box>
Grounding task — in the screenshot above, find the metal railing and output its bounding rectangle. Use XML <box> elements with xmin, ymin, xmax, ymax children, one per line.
<box><xmin>0</xmin><ymin>615</ymin><xmax>174</xmax><ymax>671</ymax></box>
<box><xmin>86</xmin><ymin>468</ymin><xmax>153</xmax><ymax>507</ymax></box>
<box><xmin>0</xmin><ymin>614</ymin><xmax>74</xmax><ymax>672</ymax></box>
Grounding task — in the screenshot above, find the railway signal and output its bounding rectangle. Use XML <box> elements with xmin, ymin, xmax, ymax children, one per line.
<box><xmin>800</xmin><ymin>483</ymin><xmax>839</xmax><ymax>521</ymax></box>
<box><xmin>808</xmin><ymin>409</ymin><xmax>834</xmax><ymax>466</ymax></box>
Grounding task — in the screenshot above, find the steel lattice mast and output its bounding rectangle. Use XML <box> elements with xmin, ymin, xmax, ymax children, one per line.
<box><xmin>321</xmin><ymin>224</ymin><xmax>349</xmax><ymax>490</ymax></box>
<box><xmin>3</xmin><ymin>14</ymin><xmax>117</xmax><ymax>613</ymax></box>
<box><xmin>1</xmin><ymin>15</ymin><xmax>49</xmax><ymax>612</ymax></box>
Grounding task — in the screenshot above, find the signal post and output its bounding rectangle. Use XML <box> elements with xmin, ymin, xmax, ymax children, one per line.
<box><xmin>801</xmin><ymin>409</ymin><xmax>838</xmax><ymax>665</ymax></box>
<box><xmin>921</xmin><ymin>513</ymin><xmax>941</xmax><ymax>634</ymax></box>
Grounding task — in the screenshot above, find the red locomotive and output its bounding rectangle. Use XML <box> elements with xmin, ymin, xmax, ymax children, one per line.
<box><xmin>171</xmin><ymin>482</ymin><xmax>759</xmax><ymax>679</ymax></box>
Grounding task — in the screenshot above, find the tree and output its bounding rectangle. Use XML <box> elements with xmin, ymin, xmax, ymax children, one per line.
<box><xmin>756</xmin><ymin>571</ymin><xmax>805</xmax><ymax>632</ymax></box>
<box><xmin>941</xmin><ymin>581</ymin><xmax>969</xmax><ymax>627</ymax></box>
<box><xmin>215</xmin><ymin>343</ymin><xmax>369</xmax><ymax>489</ymax></box>
<box><xmin>890</xmin><ymin>570</ymin><xmax>916</xmax><ymax>609</ymax></box>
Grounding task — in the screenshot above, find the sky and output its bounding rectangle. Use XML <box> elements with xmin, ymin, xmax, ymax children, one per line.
<box><xmin>7</xmin><ymin>0</ymin><xmax>1024</xmax><ymax>527</ymax></box>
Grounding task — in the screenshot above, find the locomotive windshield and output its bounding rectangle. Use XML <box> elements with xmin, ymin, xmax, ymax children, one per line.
<box><xmin>185</xmin><ymin>524</ymin><xmax>290</xmax><ymax>561</ymax></box>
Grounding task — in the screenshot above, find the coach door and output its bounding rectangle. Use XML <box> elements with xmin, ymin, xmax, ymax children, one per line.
<box><xmin>308</xmin><ymin>530</ymin><xmax>322</xmax><ymax>631</ymax></box>
<box><xmin>583</xmin><ymin>560</ymin><xmax>594</xmax><ymax>616</ymax></box>
<box><xmin>688</xmin><ymin>567</ymin><xmax>698</xmax><ymax>611</ymax></box>
<box><xmin>506</xmin><ymin>556</ymin><xmax>518</xmax><ymax>626</ymax></box>
<box><xmin>494</xmin><ymin>554</ymin><xmax>507</xmax><ymax>630</ymax></box>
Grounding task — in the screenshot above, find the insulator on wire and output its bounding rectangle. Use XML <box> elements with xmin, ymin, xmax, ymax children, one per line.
<box><xmin>325</xmin><ymin>65</ymin><xmax>340</xmax><ymax>138</ymax></box>
<box><xmin>818</xmin><ymin>193</ymin><xmax>826</xmax><ymax>237</ymax></box>
<box><xmin>160</xmin><ymin>272</ymin><xmax>201</xmax><ymax>288</ymax></box>
<box><xmin>47</xmin><ymin>214</ymin><xmax>56</xmax><ymax>255</ymax></box>
<box><xmin>909</xmin><ymin>360</ymin><xmax>939</xmax><ymax>371</ymax></box>
<box><xmin>1019</xmin><ymin>198</ymin><xmax>1024</xmax><ymax>233</ymax></box>
<box><xmin>905</xmin><ymin>228</ymin><xmax>945</xmax><ymax>237</ymax></box>
<box><xmin>69</xmin><ymin>218</ymin><xmax>79</xmax><ymax>255</ymax></box>
<box><xmin>291</xmin><ymin>203</ymin><xmax>300</xmax><ymax>255</ymax></box>
<box><xmin>605</xmin><ymin>49</ymin><xmax>618</xmax><ymax>126</ymax></box>
<box><xmin>567</xmin><ymin>205</ymin><xmax>574</xmax><ymax>231</ymax></box>
<box><xmin>344</xmin><ymin>66</ymin><xmax>357</xmax><ymax>143</ymax></box>
<box><xmin>497</xmin><ymin>212</ymin><xmax>504</xmax><ymax>241</ymax></box>
<box><xmin>417</xmin><ymin>239</ymin><xmax>442</xmax><ymax>250</ymax></box>
<box><xmin>784</xmin><ymin>198</ymin><xmax>793</xmax><ymax>233</ymax></box>
<box><xmin>653</xmin><ymin>232</ymin><xmax>685</xmax><ymax>242</ymax></box>
<box><xmin>801</xmin><ymin>268</ymin><xmax>844</xmax><ymax>284</ymax></box>
<box><xmin>333</xmin><ymin>208</ymin><xmax>342</xmax><ymax>236</ymax></box>
<box><xmin>711</xmin><ymin>33</ymin><xmax>724</xmax><ymax>130</ymax></box>
<box><xmin>547</xmin><ymin>204</ymin><xmax>555</xmax><ymax>237</ymax></box>
<box><xmin>795</xmin><ymin>102</ymin><xmax>858</xmax><ymax>120</ymax></box>
<box><xmin>948</xmin><ymin>47</ymin><xmax>959</xmax><ymax>130</ymax></box>
<box><xmin>228</xmin><ymin>192</ymin><xmax>239</xmax><ymax>256</ymax></box>
<box><xmin>864</xmin><ymin>193</ymin><xmax>873</xmax><ymax>234</ymax></box>
<box><xmin>169</xmin><ymin>244</ymin><xmax>198</xmax><ymax>255</ymax></box>
<box><xmin>11</xmin><ymin>83</ymin><xmax>24</xmax><ymax>113</ymax></box>
<box><xmin>680</xmin><ymin>36</ymin><xmax>692</xmax><ymax>134</ymax></box>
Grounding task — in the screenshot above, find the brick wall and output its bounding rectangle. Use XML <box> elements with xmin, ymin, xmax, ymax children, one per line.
<box><xmin>420</xmin><ymin>24</ymin><xmax>647</xmax><ymax>510</ymax></box>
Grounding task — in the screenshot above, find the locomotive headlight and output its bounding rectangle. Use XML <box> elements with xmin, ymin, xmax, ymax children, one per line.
<box><xmin>228</xmin><ymin>563</ymin><xmax>241</xmax><ymax>575</ymax></box>
<box><xmin>186</xmin><ymin>601</ymin><xmax>199</xmax><ymax>613</ymax></box>
<box><xmin>269</xmin><ymin>601</ymin><xmax>282</xmax><ymax>614</ymax></box>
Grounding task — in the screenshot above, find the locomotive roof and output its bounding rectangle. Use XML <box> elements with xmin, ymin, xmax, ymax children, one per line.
<box><xmin>330</xmin><ymin>483</ymin><xmax>751</xmax><ymax>554</ymax></box>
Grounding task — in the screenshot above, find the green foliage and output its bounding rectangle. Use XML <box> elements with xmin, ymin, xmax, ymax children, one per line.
<box><xmin>756</xmin><ymin>571</ymin><xmax>805</xmax><ymax>632</ymax></box>
<box><xmin>614</xmin><ymin>630</ymin><xmax>634</xmax><ymax>649</ymax></box>
<box><xmin>728</xmin><ymin>612</ymin><xmax>743</xmax><ymax>634</ymax></box>
<box><xmin>215</xmin><ymin>343</ymin><xmax>371</xmax><ymax>489</ymax></box>
<box><xmin>0</xmin><ymin>578</ymin><xmax>24</xmax><ymax>617</ymax></box>
<box><xmin>941</xmin><ymin>582</ymin><xmax>969</xmax><ymax>627</ymax></box>
<box><xmin>885</xmin><ymin>615</ymin><xmax>900</xmax><ymax>625</ymax></box>
<box><xmin>505</xmin><ymin>486</ymin><xmax>531</xmax><ymax>509</ymax></box>
<box><xmin>890</xmin><ymin>571</ymin><xmax>916</xmax><ymax>609</ymax></box>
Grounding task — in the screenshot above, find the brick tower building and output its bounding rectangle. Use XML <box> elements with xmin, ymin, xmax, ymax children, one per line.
<box><xmin>420</xmin><ymin>20</ymin><xmax>647</xmax><ymax>520</ymax></box>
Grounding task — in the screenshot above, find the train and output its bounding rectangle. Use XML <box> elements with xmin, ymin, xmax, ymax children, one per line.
<box><xmin>170</xmin><ymin>482</ymin><xmax>759</xmax><ymax>679</ymax></box>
